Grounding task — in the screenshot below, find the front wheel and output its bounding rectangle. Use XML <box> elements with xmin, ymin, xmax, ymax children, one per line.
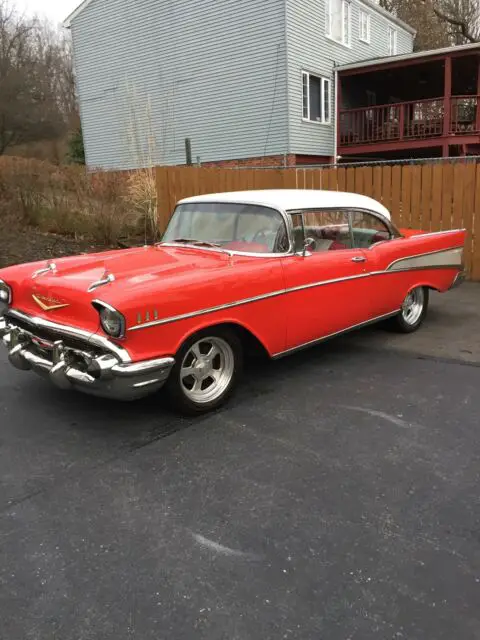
<box><xmin>165</xmin><ymin>328</ymin><xmax>243</xmax><ymax>415</ymax></box>
<box><xmin>387</xmin><ymin>286</ymin><xmax>429</xmax><ymax>333</ymax></box>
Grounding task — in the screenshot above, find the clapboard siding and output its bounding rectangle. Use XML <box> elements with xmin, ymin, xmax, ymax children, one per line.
<box><xmin>285</xmin><ymin>0</ymin><xmax>414</xmax><ymax>158</ymax></box>
<box><xmin>71</xmin><ymin>0</ymin><xmax>289</xmax><ymax>169</ymax></box>
<box><xmin>71</xmin><ymin>0</ymin><xmax>413</xmax><ymax>169</ymax></box>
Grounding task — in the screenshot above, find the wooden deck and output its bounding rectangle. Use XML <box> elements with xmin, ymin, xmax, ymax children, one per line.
<box><xmin>339</xmin><ymin>96</ymin><xmax>480</xmax><ymax>154</ymax></box>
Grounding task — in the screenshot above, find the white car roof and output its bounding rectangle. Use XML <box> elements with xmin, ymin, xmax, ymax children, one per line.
<box><xmin>178</xmin><ymin>189</ymin><xmax>391</xmax><ymax>220</ymax></box>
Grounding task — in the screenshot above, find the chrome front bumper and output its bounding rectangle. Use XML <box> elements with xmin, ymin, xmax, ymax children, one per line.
<box><xmin>0</xmin><ymin>314</ymin><xmax>174</xmax><ymax>401</ymax></box>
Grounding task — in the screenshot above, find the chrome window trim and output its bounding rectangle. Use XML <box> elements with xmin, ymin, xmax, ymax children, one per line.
<box><xmin>160</xmin><ymin>201</ymin><xmax>295</xmax><ymax>257</ymax></box>
<box><xmin>5</xmin><ymin>309</ymin><xmax>131</xmax><ymax>363</ymax></box>
<box><xmin>286</xmin><ymin>206</ymin><xmax>401</xmax><ymax>251</ymax></box>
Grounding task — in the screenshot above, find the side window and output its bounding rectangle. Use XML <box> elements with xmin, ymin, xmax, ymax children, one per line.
<box><xmin>350</xmin><ymin>210</ymin><xmax>391</xmax><ymax>248</ymax></box>
<box><xmin>291</xmin><ymin>209</ymin><xmax>352</xmax><ymax>253</ymax></box>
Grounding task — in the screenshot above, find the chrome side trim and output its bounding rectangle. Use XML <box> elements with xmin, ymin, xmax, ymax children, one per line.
<box><xmin>6</xmin><ymin>309</ymin><xmax>131</xmax><ymax>363</ymax></box>
<box><xmin>128</xmin><ymin>272</ymin><xmax>372</xmax><ymax>332</ymax></box>
<box><xmin>272</xmin><ymin>311</ymin><xmax>399</xmax><ymax>359</ymax></box>
<box><xmin>128</xmin><ymin>252</ymin><xmax>464</xmax><ymax>333</ymax></box>
<box><xmin>128</xmin><ymin>289</ymin><xmax>287</xmax><ymax>331</ymax></box>
<box><xmin>406</xmin><ymin>229</ymin><xmax>465</xmax><ymax>239</ymax></box>
<box><xmin>386</xmin><ymin>246</ymin><xmax>464</xmax><ymax>271</ymax></box>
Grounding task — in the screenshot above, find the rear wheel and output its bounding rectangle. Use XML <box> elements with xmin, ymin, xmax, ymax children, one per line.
<box><xmin>387</xmin><ymin>286</ymin><xmax>429</xmax><ymax>333</ymax></box>
<box><xmin>166</xmin><ymin>328</ymin><xmax>243</xmax><ymax>415</ymax></box>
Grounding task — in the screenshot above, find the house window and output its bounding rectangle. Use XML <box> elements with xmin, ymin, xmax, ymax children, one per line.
<box><xmin>325</xmin><ymin>0</ymin><xmax>351</xmax><ymax>46</ymax></box>
<box><xmin>388</xmin><ymin>27</ymin><xmax>397</xmax><ymax>55</ymax></box>
<box><xmin>359</xmin><ymin>10</ymin><xmax>370</xmax><ymax>43</ymax></box>
<box><xmin>302</xmin><ymin>72</ymin><xmax>331</xmax><ymax>124</ymax></box>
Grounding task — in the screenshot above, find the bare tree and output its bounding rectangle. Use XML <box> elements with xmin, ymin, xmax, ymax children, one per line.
<box><xmin>0</xmin><ymin>1</ymin><xmax>77</xmax><ymax>155</ymax></box>
<box><xmin>420</xmin><ymin>0</ymin><xmax>480</xmax><ymax>44</ymax></box>
<box><xmin>378</xmin><ymin>0</ymin><xmax>480</xmax><ymax>50</ymax></box>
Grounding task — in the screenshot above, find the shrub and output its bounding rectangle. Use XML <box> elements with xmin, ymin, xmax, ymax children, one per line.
<box><xmin>0</xmin><ymin>157</ymin><xmax>145</xmax><ymax>246</ymax></box>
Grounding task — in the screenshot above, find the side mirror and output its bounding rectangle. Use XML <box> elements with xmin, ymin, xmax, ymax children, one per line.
<box><xmin>303</xmin><ymin>237</ymin><xmax>315</xmax><ymax>257</ymax></box>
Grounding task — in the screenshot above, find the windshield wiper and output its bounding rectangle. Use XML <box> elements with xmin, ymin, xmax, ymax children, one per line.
<box><xmin>171</xmin><ymin>238</ymin><xmax>223</xmax><ymax>248</ymax></box>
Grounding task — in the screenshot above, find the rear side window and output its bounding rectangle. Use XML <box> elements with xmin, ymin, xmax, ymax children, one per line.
<box><xmin>290</xmin><ymin>209</ymin><xmax>352</xmax><ymax>253</ymax></box>
<box><xmin>350</xmin><ymin>210</ymin><xmax>392</xmax><ymax>248</ymax></box>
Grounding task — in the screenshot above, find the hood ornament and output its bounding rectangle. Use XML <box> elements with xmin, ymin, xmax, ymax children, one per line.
<box><xmin>32</xmin><ymin>261</ymin><xmax>57</xmax><ymax>279</ymax></box>
<box><xmin>88</xmin><ymin>269</ymin><xmax>115</xmax><ymax>293</ymax></box>
<box><xmin>32</xmin><ymin>294</ymin><xmax>69</xmax><ymax>312</ymax></box>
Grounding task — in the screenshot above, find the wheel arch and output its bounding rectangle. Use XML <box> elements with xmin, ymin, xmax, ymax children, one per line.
<box><xmin>173</xmin><ymin>319</ymin><xmax>272</xmax><ymax>360</ymax></box>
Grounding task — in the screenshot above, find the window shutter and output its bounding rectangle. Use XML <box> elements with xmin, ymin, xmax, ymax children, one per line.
<box><xmin>302</xmin><ymin>72</ymin><xmax>309</xmax><ymax>119</ymax></box>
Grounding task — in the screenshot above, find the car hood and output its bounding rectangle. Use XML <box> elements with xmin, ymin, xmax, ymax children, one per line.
<box><xmin>10</xmin><ymin>245</ymin><xmax>230</xmax><ymax>331</ymax></box>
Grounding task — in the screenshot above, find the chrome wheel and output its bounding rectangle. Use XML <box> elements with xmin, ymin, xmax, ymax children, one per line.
<box><xmin>180</xmin><ymin>336</ymin><xmax>235</xmax><ymax>405</ymax></box>
<box><xmin>401</xmin><ymin>288</ymin><xmax>425</xmax><ymax>326</ymax></box>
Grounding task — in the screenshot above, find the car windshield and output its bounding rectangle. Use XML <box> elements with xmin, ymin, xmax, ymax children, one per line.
<box><xmin>162</xmin><ymin>202</ymin><xmax>289</xmax><ymax>254</ymax></box>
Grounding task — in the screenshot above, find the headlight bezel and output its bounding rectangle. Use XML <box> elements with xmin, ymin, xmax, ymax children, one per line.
<box><xmin>0</xmin><ymin>280</ymin><xmax>12</xmax><ymax>314</ymax></box>
<box><xmin>92</xmin><ymin>300</ymin><xmax>126</xmax><ymax>339</ymax></box>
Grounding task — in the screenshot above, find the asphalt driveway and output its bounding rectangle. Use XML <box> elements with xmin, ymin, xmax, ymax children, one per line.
<box><xmin>1</xmin><ymin>286</ymin><xmax>480</xmax><ymax>640</ymax></box>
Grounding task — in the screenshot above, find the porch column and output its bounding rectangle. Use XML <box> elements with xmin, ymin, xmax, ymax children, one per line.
<box><xmin>476</xmin><ymin>55</ymin><xmax>480</xmax><ymax>132</ymax></box>
<box><xmin>336</xmin><ymin>73</ymin><xmax>342</xmax><ymax>159</ymax></box>
<box><xmin>443</xmin><ymin>55</ymin><xmax>452</xmax><ymax>138</ymax></box>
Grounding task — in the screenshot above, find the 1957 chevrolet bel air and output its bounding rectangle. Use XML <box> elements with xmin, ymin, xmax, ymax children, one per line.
<box><xmin>0</xmin><ymin>189</ymin><xmax>466</xmax><ymax>414</ymax></box>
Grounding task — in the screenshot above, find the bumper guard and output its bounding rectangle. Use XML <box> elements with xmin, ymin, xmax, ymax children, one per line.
<box><xmin>0</xmin><ymin>315</ymin><xmax>174</xmax><ymax>401</ymax></box>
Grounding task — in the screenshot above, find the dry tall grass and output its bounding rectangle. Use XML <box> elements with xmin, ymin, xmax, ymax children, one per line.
<box><xmin>0</xmin><ymin>157</ymin><xmax>145</xmax><ymax>246</ymax></box>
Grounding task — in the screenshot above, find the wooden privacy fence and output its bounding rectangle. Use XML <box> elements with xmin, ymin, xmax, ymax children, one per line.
<box><xmin>156</xmin><ymin>162</ymin><xmax>480</xmax><ymax>280</ymax></box>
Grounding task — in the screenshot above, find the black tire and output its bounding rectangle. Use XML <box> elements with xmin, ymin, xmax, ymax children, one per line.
<box><xmin>165</xmin><ymin>327</ymin><xmax>243</xmax><ymax>415</ymax></box>
<box><xmin>386</xmin><ymin>286</ymin><xmax>429</xmax><ymax>333</ymax></box>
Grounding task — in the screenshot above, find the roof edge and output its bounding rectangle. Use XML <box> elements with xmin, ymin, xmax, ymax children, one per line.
<box><xmin>337</xmin><ymin>41</ymin><xmax>480</xmax><ymax>72</ymax></box>
<box><xmin>64</xmin><ymin>0</ymin><xmax>416</xmax><ymax>34</ymax></box>
<box><xmin>358</xmin><ymin>0</ymin><xmax>416</xmax><ymax>36</ymax></box>
<box><xmin>63</xmin><ymin>0</ymin><xmax>94</xmax><ymax>28</ymax></box>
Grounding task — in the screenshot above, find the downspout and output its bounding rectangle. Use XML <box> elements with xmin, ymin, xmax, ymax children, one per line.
<box><xmin>333</xmin><ymin>65</ymin><xmax>338</xmax><ymax>166</ymax></box>
<box><xmin>284</xmin><ymin>0</ymin><xmax>291</xmax><ymax>166</ymax></box>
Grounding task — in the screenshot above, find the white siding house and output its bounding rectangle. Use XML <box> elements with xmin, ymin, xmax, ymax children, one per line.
<box><xmin>66</xmin><ymin>0</ymin><xmax>415</xmax><ymax>169</ymax></box>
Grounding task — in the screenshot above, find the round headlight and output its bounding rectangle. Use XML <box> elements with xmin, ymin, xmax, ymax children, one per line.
<box><xmin>0</xmin><ymin>280</ymin><xmax>12</xmax><ymax>314</ymax></box>
<box><xmin>99</xmin><ymin>306</ymin><xmax>125</xmax><ymax>338</ymax></box>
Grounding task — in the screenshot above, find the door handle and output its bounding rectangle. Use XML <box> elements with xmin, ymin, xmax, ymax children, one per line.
<box><xmin>351</xmin><ymin>256</ymin><xmax>366</xmax><ymax>263</ymax></box>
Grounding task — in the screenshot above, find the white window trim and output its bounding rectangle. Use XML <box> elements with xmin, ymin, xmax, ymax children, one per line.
<box><xmin>359</xmin><ymin>10</ymin><xmax>371</xmax><ymax>44</ymax></box>
<box><xmin>342</xmin><ymin>0</ymin><xmax>351</xmax><ymax>47</ymax></box>
<box><xmin>388</xmin><ymin>26</ymin><xmax>398</xmax><ymax>55</ymax></box>
<box><xmin>325</xmin><ymin>0</ymin><xmax>351</xmax><ymax>47</ymax></box>
<box><xmin>325</xmin><ymin>34</ymin><xmax>352</xmax><ymax>50</ymax></box>
<box><xmin>301</xmin><ymin>71</ymin><xmax>331</xmax><ymax>126</ymax></box>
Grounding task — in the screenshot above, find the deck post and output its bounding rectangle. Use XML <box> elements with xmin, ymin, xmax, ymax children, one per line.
<box><xmin>443</xmin><ymin>55</ymin><xmax>452</xmax><ymax>139</ymax></box>
<box><xmin>476</xmin><ymin>56</ymin><xmax>480</xmax><ymax>132</ymax></box>
<box><xmin>337</xmin><ymin>73</ymin><xmax>342</xmax><ymax>155</ymax></box>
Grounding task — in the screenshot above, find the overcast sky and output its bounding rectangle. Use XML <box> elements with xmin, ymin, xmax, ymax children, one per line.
<box><xmin>15</xmin><ymin>0</ymin><xmax>80</xmax><ymax>26</ymax></box>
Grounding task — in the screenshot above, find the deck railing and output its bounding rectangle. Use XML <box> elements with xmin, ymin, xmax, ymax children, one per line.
<box><xmin>339</xmin><ymin>95</ymin><xmax>479</xmax><ymax>146</ymax></box>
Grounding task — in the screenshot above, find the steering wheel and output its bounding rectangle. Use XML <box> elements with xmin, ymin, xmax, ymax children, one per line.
<box><xmin>252</xmin><ymin>230</ymin><xmax>270</xmax><ymax>247</ymax></box>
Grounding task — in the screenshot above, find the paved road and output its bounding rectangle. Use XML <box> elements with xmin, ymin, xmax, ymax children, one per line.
<box><xmin>1</xmin><ymin>295</ymin><xmax>480</xmax><ymax>639</ymax></box>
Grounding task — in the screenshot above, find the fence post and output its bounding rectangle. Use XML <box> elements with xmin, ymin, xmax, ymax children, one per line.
<box><xmin>156</xmin><ymin>166</ymin><xmax>171</xmax><ymax>234</ymax></box>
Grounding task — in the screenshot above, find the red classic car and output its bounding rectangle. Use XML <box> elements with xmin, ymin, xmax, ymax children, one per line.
<box><xmin>0</xmin><ymin>189</ymin><xmax>466</xmax><ymax>414</ymax></box>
